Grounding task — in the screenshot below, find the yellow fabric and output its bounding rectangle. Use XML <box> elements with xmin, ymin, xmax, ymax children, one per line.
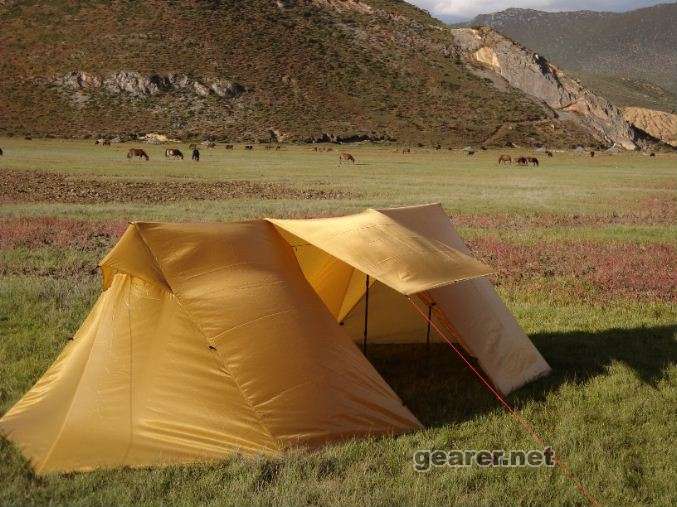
<box><xmin>377</xmin><ymin>204</ymin><xmax>552</xmax><ymax>393</ymax></box>
<box><xmin>1</xmin><ymin>204</ymin><xmax>550</xmax><ymax>474</ymax></box>
<box><xmin>270</xmin><ymin>208</ymin><xmax>493</xmax><ymax>296</ymax></box>
<box><xmin>1</xmin><ymin>220</ymin><xmax>421</xmax><ymax>474</ymax></box>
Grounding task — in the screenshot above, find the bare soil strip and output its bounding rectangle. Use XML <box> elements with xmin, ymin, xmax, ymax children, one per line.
<box><xmin>0</xmin><ymin>170</ymin><xmax>352</xmax><ymax>204</ymax></box>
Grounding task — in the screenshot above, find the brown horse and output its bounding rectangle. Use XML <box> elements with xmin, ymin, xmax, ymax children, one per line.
<box><xmin>339</xmin><ymin>152</ymin><xmax>355</xmax><ymax>164</ymax></box>
<box><xmin>402</xmin><ymin>148</ymin><xmax>411</xmax><ymax>154</ymax></box>
<box><xmin>528</xmin><ymin>157</ymin><xmax>539</xmax><ymax>166</ymax></box>
<box><xmin>244</xmin><ymin>145</ymin><xmax>253</xmax><ymax>150</ymax></box>
<box><xmin>649</xmin><ymin>152</ymin><xmax>656</xmax><ymax>157</ymax></box>
<box><xmin>546</xmin><ymin>150</ymin><xmax>554</xmax><ymax>158</ymax></box>
<box><xmin>127</xmin><ymin>148</ymin><xmax>149</xmax><ymax>161</ymax></box>
<box><xmin>467</xmin><ymin>150</ymin><xmax>476</xmax><ymax>156</ymax></box>
<box><xmin>516</xmin><ymin>156</ymin><xmax>528</xmax><ymax>166</ymax></box>
<box><xmin>165</xmin><ymin>148</ymin><xmax>184</xmax><ymax>159</ymax></box>
<box><xmin>498</xmin><ymin>154</ymin><xmax>511</xmax><ymax>164</ymax></box>
<box><xmin>590</xmin><ymin>150</ymin><xmax>595</xmax><ymax>158</ymax></box>
<box><xmin>225</xmin><ymin>144</ymin><xmax>234</xmax><ymax>150</ymax></box>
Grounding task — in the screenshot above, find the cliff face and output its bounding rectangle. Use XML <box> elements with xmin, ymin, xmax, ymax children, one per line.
<box><xmin>450</xmin><ymin>27</ymin><xmax>657</xmax><ymax>150</ymax></box>
<box><xmin>622</xmin><ymin>107</ymin><xmax>677</xmax><ymax>147</ymax></box>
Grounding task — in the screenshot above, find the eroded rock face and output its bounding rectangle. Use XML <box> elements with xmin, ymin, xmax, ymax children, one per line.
<box><xmin>450</xmin><ymin>27</ymin><xmax>655</xmax><ymax>150</ymax></box>
<box><xmin>54</xmin><ymin>71</ymin><xmax>246</xmax><ymax>100</ymax></box>
<box><xmin>623</xmin><ymin>107</ymin><xmax>677</xmax><ymax>146</ymax></box>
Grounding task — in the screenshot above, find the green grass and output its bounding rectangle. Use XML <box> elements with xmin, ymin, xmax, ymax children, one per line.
<box><xmin>0</xmin><ymin>139</ymin><xmax>676</xmax><ymax>506</ymax></box>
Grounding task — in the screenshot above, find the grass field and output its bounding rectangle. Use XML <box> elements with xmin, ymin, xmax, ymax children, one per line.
<box><xmin>1</xmin><ymin>138</ymin><xmax>676</xmax><ymax>506</ymax></box>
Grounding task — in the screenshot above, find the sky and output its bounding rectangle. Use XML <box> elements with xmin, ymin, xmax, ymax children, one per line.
<box><xmin>409</xmin><ymin>0</ymin><xmax>673</xmax><ymax>22</ymax></box>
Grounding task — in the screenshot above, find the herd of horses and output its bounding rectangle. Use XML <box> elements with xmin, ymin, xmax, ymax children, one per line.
<box><xmin>2</xmin><ymin>140</ymin><xmax>654</xmax><ymax>166</ymax></box>
<box><xmin>120</xmin><ymin>143</ymin><xmax>358</xmax><ymax>164</ymax></box>
<box><xmin>497</xmin><ymin>154</ymin><xmax>543</xmax><ymax>166</ymax></box>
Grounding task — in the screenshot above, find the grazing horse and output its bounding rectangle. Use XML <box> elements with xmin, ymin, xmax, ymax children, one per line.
<box><xmin>546</xmin><ymin>150</ymin><xmax>554</xmax><ymax>158</ymax></box>
<box><xmin>192</xmin><ymin>149</ymin><xmax>200</xmax><ymax>162</ymax></box>
<box><xmin>0</xmin><ymin>147</ymin><xmax>3</xmax><ymax>156</ymax></box>
<box><xmin>165</xmin><ymin>148</ymin><xmax>184</xmax><ymax>159</ymax></box>
<box><xmin>244</xmin><ymin>145</ymin><xmax>253</xmax><ymax>150</ymax></box>
<box><xmin>402</xmin><ymin>148</ymin><xmax>411</xmax><ymax>154</ymax></box>
<box><xmin>275</xmin><ymin>145</ymin><xmax>282</xmax><ymax>150</ymax></box>
<box><xmin>590</xmin><ymin>150</ymin><xmax>595</xmax><ymax>158</ymax></box>
<box><xmin>225</xmin><ymin>144</ymin><xmax>234</xmax><ymax>150</ymax></box>
<box><xmin>516</xmin><ymin>156</ymin><xmax>528</xmax><ymax>166</ymax></box>
<box><xmin>498</xmin><ymin>154</ymin><xmax>511</xmax><ymax>164</ymax></box>
<box><xmin>127</xmin><ymin>148</ymin><xmax>149</xmax><ymax>161</ymax></box>
<box><xmin>528</xmin><ymin>157</ymin><xmax>539</xmax><ymax>166</ymax></box>
<box><xmin>467</xmin><ymin>150</ymin><xmax>475</xmax><ymax>156</ymax></box>
<box><xmin>435</xmin><ymin>144</ymin><xmax>442</xmax><ymax>150</ymax></box>
<box><xmin>649</xmin><ymin>152</ymin><xmax>656</xmax><ymax>157</ymax></box>
<box><xmin>339</xmin><ymin>152</ymin><xmax>355</xmax><ymax>164</ymax></box>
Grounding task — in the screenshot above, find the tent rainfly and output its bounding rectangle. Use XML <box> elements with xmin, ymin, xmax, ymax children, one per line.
<box><xmin>0</xmin><ymin>204</ymin><xmax>551</xmax><ymax>474</ymax></box>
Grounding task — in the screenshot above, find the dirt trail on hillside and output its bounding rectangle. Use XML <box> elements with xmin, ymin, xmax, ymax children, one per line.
<box><xmin>0</xmin><ymin>170</ymin><xmax>352</xmax><ymax>204</ymax></box>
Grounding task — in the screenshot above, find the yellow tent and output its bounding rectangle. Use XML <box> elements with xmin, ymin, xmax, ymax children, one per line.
<box><xmin>0</xmin><ymin>204</ymin><xmax>550</xmax><ymax>474</ymax></box>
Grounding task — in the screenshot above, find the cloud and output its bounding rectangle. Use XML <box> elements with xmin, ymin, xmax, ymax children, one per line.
<box><xmin>410</xmin><ymin>0</ymin><xmax>670</xmax><ymax>19</ymax></box>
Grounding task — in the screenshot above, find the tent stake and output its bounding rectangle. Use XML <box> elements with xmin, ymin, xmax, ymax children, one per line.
<box><xmin>363</xmin><ymin>274</ymin><xmax>369</xmax><ymax>354</ymax></box>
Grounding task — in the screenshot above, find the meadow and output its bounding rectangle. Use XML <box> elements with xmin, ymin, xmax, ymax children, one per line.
<box><xmin>0</xmin><ymin>138</ymin><xmax>675</xmax><ymax>506</ymax></box>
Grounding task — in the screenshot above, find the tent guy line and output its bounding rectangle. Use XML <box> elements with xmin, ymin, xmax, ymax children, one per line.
<box><xmin>407</xmin><ymin>294</ymin><xmax>601</xmax><ymax>507</ymax></box>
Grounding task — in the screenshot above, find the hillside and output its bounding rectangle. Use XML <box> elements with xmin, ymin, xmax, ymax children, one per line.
<box><xmin>465</xmin><ymin>4</ymin><xmax>677</xmax><ymax>112</ymax></box>
<box><xmin>0</xmin><ymin>0</ymin><xmax>655</xmax><ymax>148</ymax></box>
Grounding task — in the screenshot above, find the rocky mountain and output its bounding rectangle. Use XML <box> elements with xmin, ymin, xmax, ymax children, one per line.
<box><xmin>450</xmin><ymin>27</ymin><xmax>657</xmax><ymax>150</ymax></box>
<box><xmin>464</xmin><ymin>4</ymin><xmax>677</xmax><ymax>112</ymax></box>
<box><xmin>622</xmin><ymin>107</ymin><xmax>677</xmax><ymax>146</ymax></box>
<box><xmin>0</xmin><ymin>0</ymin><xmax>662</xmax><ymax>148</ymax></box>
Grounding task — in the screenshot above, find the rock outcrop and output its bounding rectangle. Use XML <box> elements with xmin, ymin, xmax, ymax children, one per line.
<box><xmin>622</xmin><ymin>107</ymin><xmax>677</xmax><ymax>147</ymax></box>
<box><xmin>54</xmin><ymin>71</ymin><xmax>246</xmax><ymax>99</ymax></box>
<box><xmin>450</xmin><ymin>27</ymin><xmax>656</xmax><ymax>150</ymax></box>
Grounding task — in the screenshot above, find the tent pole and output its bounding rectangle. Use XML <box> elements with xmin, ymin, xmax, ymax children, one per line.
<box><xmin>426</xmin><ymin>303</ymin><xmax>433</xmax><ymax>351</ymax></box>
<box><xmin>363</xmin><ymin>274</ymin><xmax>369</xmax><ymax>354</ymax></box>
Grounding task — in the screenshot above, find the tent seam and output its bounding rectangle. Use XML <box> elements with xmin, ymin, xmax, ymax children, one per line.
<box><xmin>133</xmin><ymin>224</ymin><xmax>282</xmax><ymax>452</ymax></box>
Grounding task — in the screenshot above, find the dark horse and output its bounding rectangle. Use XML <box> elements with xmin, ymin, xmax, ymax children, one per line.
<box><xmin>127</xmin><ymin>148</ymin><xmax>149</xmax><ymax>161</ymax></box>
<box><xmin>516</xmin><ymin>156</ymin><xmax>528</xmax><ymax>166</ymax></box>
<box><xmin>165</xmin><ymin>148</ymin><xmax>184</xmax><ymax>159</ymax></box>
<box><xmin>192</xmin><ymin>149</ymin><xmax>200</xmax><ymax>162</ymax></box>
<box><xmin>528</xmin><ymin>156</ymin><xmax>539</xmax><ymax>166</ymax></box>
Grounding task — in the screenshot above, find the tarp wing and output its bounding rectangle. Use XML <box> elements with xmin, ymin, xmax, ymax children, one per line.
<box><xmin>269</xmin><ymin>208</ymin><xmax>493</xmax><ymax>296</ymax></box>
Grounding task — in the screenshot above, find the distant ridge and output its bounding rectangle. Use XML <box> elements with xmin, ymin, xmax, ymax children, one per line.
<box><xmin>461</xmin><ymin>3</ymin><xmax>677</xmax><ymax>111</ymax></box>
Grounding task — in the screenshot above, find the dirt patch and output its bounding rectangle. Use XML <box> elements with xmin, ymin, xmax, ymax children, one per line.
<box><xmin>469</xmin><ymin>238</ymin><xmax>676</xmax><ymax>303</ymax></box>
<box><xmin>0</xmin><ymin>217</ymin><xmax>127</xmax><ymax>250</ymax></box>
<box><xmin>0</xmin><ymin>170</ymin><xmax>353</xmax><ymax>204</ymax></box>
